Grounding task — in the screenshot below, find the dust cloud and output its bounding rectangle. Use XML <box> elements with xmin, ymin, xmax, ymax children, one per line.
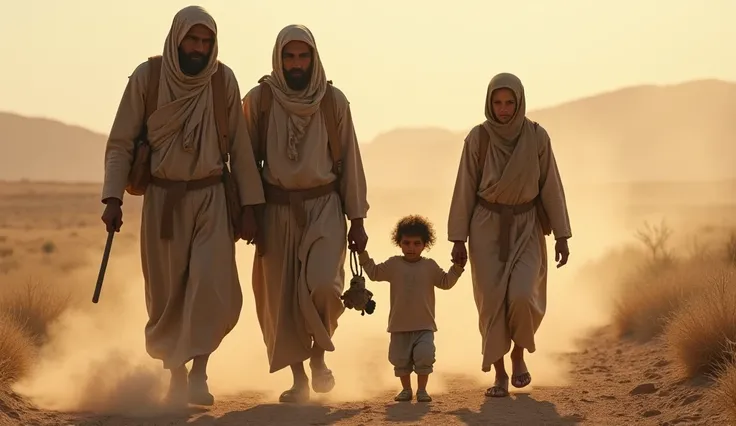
<box><xmin>10</xmin><ymin>176</ymin><xmax>636</xmax><ymax>414</ymax></box>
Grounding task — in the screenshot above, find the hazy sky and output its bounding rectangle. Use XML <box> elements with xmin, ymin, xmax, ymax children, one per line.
<box><xmin>4</xmin><ymin>0</ymin><xmax>733</xmax><ymax>142</ymax></box>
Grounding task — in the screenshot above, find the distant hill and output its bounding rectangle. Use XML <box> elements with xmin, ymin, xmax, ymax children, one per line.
<box><xmin>2</xmin><ymin>79</ymin><xmax>735</xmax><ymax>186</ymax></box>
<box><xmin>359</xmin><ymin>79</ymin><xmax>736</xmax><ymax>188</ymax></box>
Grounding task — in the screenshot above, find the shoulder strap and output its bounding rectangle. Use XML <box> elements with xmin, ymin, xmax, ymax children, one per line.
<box><xmin>320</xmin><ymin>81</ymin><xmax>342</xmax><ymax>176</ymax></box>
<box><xmin>477</xmin><ymin>125</ymin><xmax>489</xmax><ymax>182</ymax></box>
<box><xmin>255</xmin><ymin>75</ymin><xmax>272</xmax><ymax>167</ymax></box>
<box><xmin>142</xmin><ymin>55</ymin><xmax>162</xmax><ymax>139</ymax></box>
<box><xmin>211</xmin><ymin>61</ymin><xmax>230</xmax><ymax>161</ymax></box>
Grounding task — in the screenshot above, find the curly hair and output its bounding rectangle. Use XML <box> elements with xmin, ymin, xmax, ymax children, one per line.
<box><xmin>391</xmin><ymin>214</ymin><xmax>437</xmax><ymax>250</ymax></box>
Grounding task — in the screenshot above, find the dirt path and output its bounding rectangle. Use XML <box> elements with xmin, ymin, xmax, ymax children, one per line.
<box><xmin>3</xmin><ymin>326</ymin><xmax>725</xmax><ymax>426</ymax></box>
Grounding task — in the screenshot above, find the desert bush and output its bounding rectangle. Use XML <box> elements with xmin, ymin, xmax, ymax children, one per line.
<box><xmin>0</xmin><ymin>313</ymin><xmax>36</xmax><ymax>385</ymax></box>
<box><xmin>664</xmin><ymin>266</ymin><xmax>736</xmax><ymax>377</ymax></box>
<box><xmin>711</xmin><ymin>355</ymin><xmax>736</xmax><ymax>423</ymax></box>
<box><xmin>611</xmin><ymin>257</ymin><xmax>720</xmax><ymax>341</ymax></box>
<box><xmin>0</xmin><ymin>279</ymin><xmax>71</xmax><ymax>345</ymax></box>
<box><xmin>634</xmin><ymin>219</ymin><xmax>676</xmax><ymax>270</ymax></box>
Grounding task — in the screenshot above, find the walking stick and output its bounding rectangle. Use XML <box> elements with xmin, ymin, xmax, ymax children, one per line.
<box><xmin>92</xmin><ymin>230</ymin><xmax>115</xmax><ymax>304</ymax></box>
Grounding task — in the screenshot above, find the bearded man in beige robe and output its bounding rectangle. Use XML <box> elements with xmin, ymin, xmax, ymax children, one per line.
<box><xmin>100</xmin><ymin>6</ymin><xmax>264</xmax><ymax>406</ymax></box>
<box><xmin>448</xmin><ymin>72</ymin><xmax>572</xmax><ymax>398</ymax></box>
<box><xmin>241</xmin><ymin>24</ymin><xmax>370</xmax><ymax>403</ymax></box>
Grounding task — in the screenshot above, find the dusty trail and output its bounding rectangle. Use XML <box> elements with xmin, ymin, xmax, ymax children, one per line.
<box><xmin>1</xmin><ymin>326</ymin><xmax>720</xmax><ymax>426</ymax></box>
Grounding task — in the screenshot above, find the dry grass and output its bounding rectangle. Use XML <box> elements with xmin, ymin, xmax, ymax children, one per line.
<box><xmin>712</xmin><ymin>355</ymin><xmax>736</xmax><ymax>423</ymax></box>
<box><xmin>0</xmin><ymin>278</ymin><xmax>73</xmax><ymax>392</ymax></box>
<box><xmin>612</xmin><ymin>258</ymin><xmax>711</xmax><ymax>341</ymax></box>
<box><xmin>0</xmin><ymin>313</ymin><xmax>36</xmax><ymax>386</ymax></box>
<box><xmin>610</xmin><ymin>222</ymin><xmax>736</xmax><ymax>418</ymax></box>
<box><xmin>664</xmin><ymin>267</ymin><xmax>736</xmax><ymax>377</ymax></box>
<box><xmin>612</xmin><ymin>222</ymin><xmax>736</xmax><ymax>342</ymax></box>
<box><xmin>0</xmin><ymin>279</ymin><xmax>71</xmax><ymax>346</ymax></box>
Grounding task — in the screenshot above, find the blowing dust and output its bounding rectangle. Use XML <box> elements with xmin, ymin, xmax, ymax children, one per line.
<box><xmin>10</xmin><ymin>181</ymin><xmax>633</xmax><ymax>414</ymax></box>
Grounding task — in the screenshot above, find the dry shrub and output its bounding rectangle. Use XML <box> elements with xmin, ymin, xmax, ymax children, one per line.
<box><xmin>0</xmin><ymin>279</ymin><xmax>71</xmax><ymax>345</ymax></box>
<box><xmin>0</xmin><ymin>314</ymin><xmax>36</xmax><ymax>385</ymax></box>
<box><xmin>665</xmin><ymin>266</ymin><xmax>736</xmax><ymax>377</ymax></box>
<box><xmin>711</xmin><ymin>355</ymin><xmax>736</xmax><ymax>423</ymax></box>
<box><xmin>611</xmin><ymin>258</ymin><xmax>716</xmax><ymax>341</ymax></box>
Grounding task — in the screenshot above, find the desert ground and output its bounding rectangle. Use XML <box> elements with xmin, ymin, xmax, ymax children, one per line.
<box><xmin>0</xmin><ymin>178</ymin><xmax>735</xmax><ymax>426</ymax></box>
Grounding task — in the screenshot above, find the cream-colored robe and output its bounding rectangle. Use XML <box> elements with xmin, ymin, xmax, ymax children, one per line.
<box><xmin>101</xmin><ymin>55</ymin><xmax>265</xmax><ymax>369</ymax></box>
<box><xmin>242</xmin><ymin>83</ymin><xmax>369</xmax><ymax>373</ymax></box>
<box><xmin>447</xmin><ymin>120</ymin><xmax>571</xmax><ymax>372</ymax></box>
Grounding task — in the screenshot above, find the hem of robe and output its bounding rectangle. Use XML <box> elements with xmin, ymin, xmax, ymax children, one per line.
<box><xmin>146</xmin><ymin>324</ymin><xmax>238</xmax><ymax>370</ymax></box>
<box><xmin>255</xmin><ymin>192</ymin><xmax>347</xmax><ymax>374</ymax></box>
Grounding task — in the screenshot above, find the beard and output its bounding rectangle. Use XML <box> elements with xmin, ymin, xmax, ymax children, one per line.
<box><xmin>178</xmin><ymin>47</ymin><xmax>209</xmax><ymax>76</ymax></box>
<box><xmin>284</xmin><ymin>66</ymin><xmax>312</xmax><ymax>91</ymax></box>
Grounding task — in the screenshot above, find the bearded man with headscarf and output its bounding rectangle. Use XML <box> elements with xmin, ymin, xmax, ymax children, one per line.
<box><xmin>447</xmin><ymin>73</ymin><xmax>572</xmax><ymax>398</ymax></box>
<box><xmin>241</xmin><ymin>24</ymin><xmax>370</xmax><ymax>404</ymax></box>
<box><xmin>100</xmin><ymin>6</ymin><xmax>264</xmax><ymax>406</ymax></box>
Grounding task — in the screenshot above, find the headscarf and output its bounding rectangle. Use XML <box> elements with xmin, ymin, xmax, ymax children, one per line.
<box><xmin>147</xmin><ymin>6</ymin><xmax>219</xmax><ymax>154</ymax></box>
<box><xmin>261</xmin><ymin>24</ymin><xmax>328</xmax><ymax>161</ymax></box>
<box><xmin>482</xmin><ymin>72</ymin><xmax>528</xmax><ymax>143</ymax></box>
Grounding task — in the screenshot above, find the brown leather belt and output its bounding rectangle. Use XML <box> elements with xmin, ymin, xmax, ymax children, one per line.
<box><xmin>264</xmin><ymin>181</ymin><xmax>337</xmax><ymax>227</ymax></box>
<box><xmin>150</xmin><ymin>175</ymin><xmax>222</xmax><ymax>239</ymax></box>
<box><xmin>476</xmin><ymin>197</ymin><xmax>537</xmax><ymax>262</ymax></box>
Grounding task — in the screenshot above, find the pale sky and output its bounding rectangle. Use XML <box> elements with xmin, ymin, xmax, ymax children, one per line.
<box><xmin>3</xmin><ymin>0</ymin><xmax>733</xmax><ymax>142</ymax></box>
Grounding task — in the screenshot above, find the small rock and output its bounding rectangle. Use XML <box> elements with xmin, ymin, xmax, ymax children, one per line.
<box><xmin>681</xmin><ymin>394</ymin><xmax>702</xmax><ymax>405</ymax></box>
<box><xmin>630</xmin><ymin>383</ymin><xmax>658</xmax><ymax>395</ymax></box>
<box><xmin>641</xmin><ymin>409</ymin><xmax>661</xmax><ymax>417</ymax></box>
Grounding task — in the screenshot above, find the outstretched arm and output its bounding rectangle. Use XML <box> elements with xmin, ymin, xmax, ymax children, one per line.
<box><xmin>358</xmin><ymin>251</ymin><xmax>392</xmax><ymax>282</ymax></box>
<box><xmin>431</xmin><ymin>260</ymin><xmax>464</xmax><ymax>290</ymax></box>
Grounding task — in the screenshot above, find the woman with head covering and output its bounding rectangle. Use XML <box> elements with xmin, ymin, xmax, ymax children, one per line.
<box><xmin>447</xmin><ymin>73</ymin><xmax>572</xmax><ymax>397</ymax></box>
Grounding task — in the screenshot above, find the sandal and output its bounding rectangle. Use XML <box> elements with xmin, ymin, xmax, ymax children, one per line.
<box><xmin>511</xmin><ymin>371</ymin><xmax>532</xmax><ymax>389</ymax></box>
<box><xmin>485</xmin><ymin>376</ymin><xmax>509</xmax><ymax>398</ymax></box>
<box><xmin>416</xmin><ymin>389</ymin><xmax>432</xmax><ymax>402</ymax></box>
<box><xmin>279</xmin><ymin>385</ymin><xmax>310</xmax><ymax>403</ymax></box>
<box><xmin>394</xmin><ymin>388</ymin><xmax>413</xmax><ymax>402</ymax></box>
<box><xmin>311</xmin><ymin>366</ymin><xmax>336</xmax><ymax>393</ymax></box>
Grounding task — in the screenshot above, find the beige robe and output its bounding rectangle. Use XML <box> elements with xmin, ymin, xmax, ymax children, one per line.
<box><xmin>101</xmin><ymin>10</ymin><xmax>265</xmax><ymax>369</ymax></box>
<box><xmin>242</xmin><ymin>82</ymin><xmax>368</xmax><ymax>373</ymax></box>
<box><xmin>448</xmin><ymin>74</ymin><xmax>571</xmax><ymax>372</ymax></box>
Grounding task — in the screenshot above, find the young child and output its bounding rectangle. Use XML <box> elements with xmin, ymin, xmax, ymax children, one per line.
<box><xmin>358</xmin><ymin>215</ymin><xmax>465</xmax><ymax>403</ymax></box>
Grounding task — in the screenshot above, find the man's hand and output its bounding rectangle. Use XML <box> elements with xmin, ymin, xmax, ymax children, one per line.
<box><xmin>240</xmin><ymin>205</ymin><xmax>258</xmax><ymax>244</ymax></box>
<box><xmin>555</xmin><ymin>237</ymin><xmax>570</xmax><ymax>268</ymax></box>
<box><xmin>451</xmin><ymin>241</ymin><xmax>467</xmax><ymax>268</ymax></box>
<box><xmin>101</xmin><ymin>198</ymin><xmax>123</xmax><ymax>233</ymax></box>
<box><xmin>348</xmin><ymin>218</ymin><xmax>368</xmax><ymax>253</ymax></box>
